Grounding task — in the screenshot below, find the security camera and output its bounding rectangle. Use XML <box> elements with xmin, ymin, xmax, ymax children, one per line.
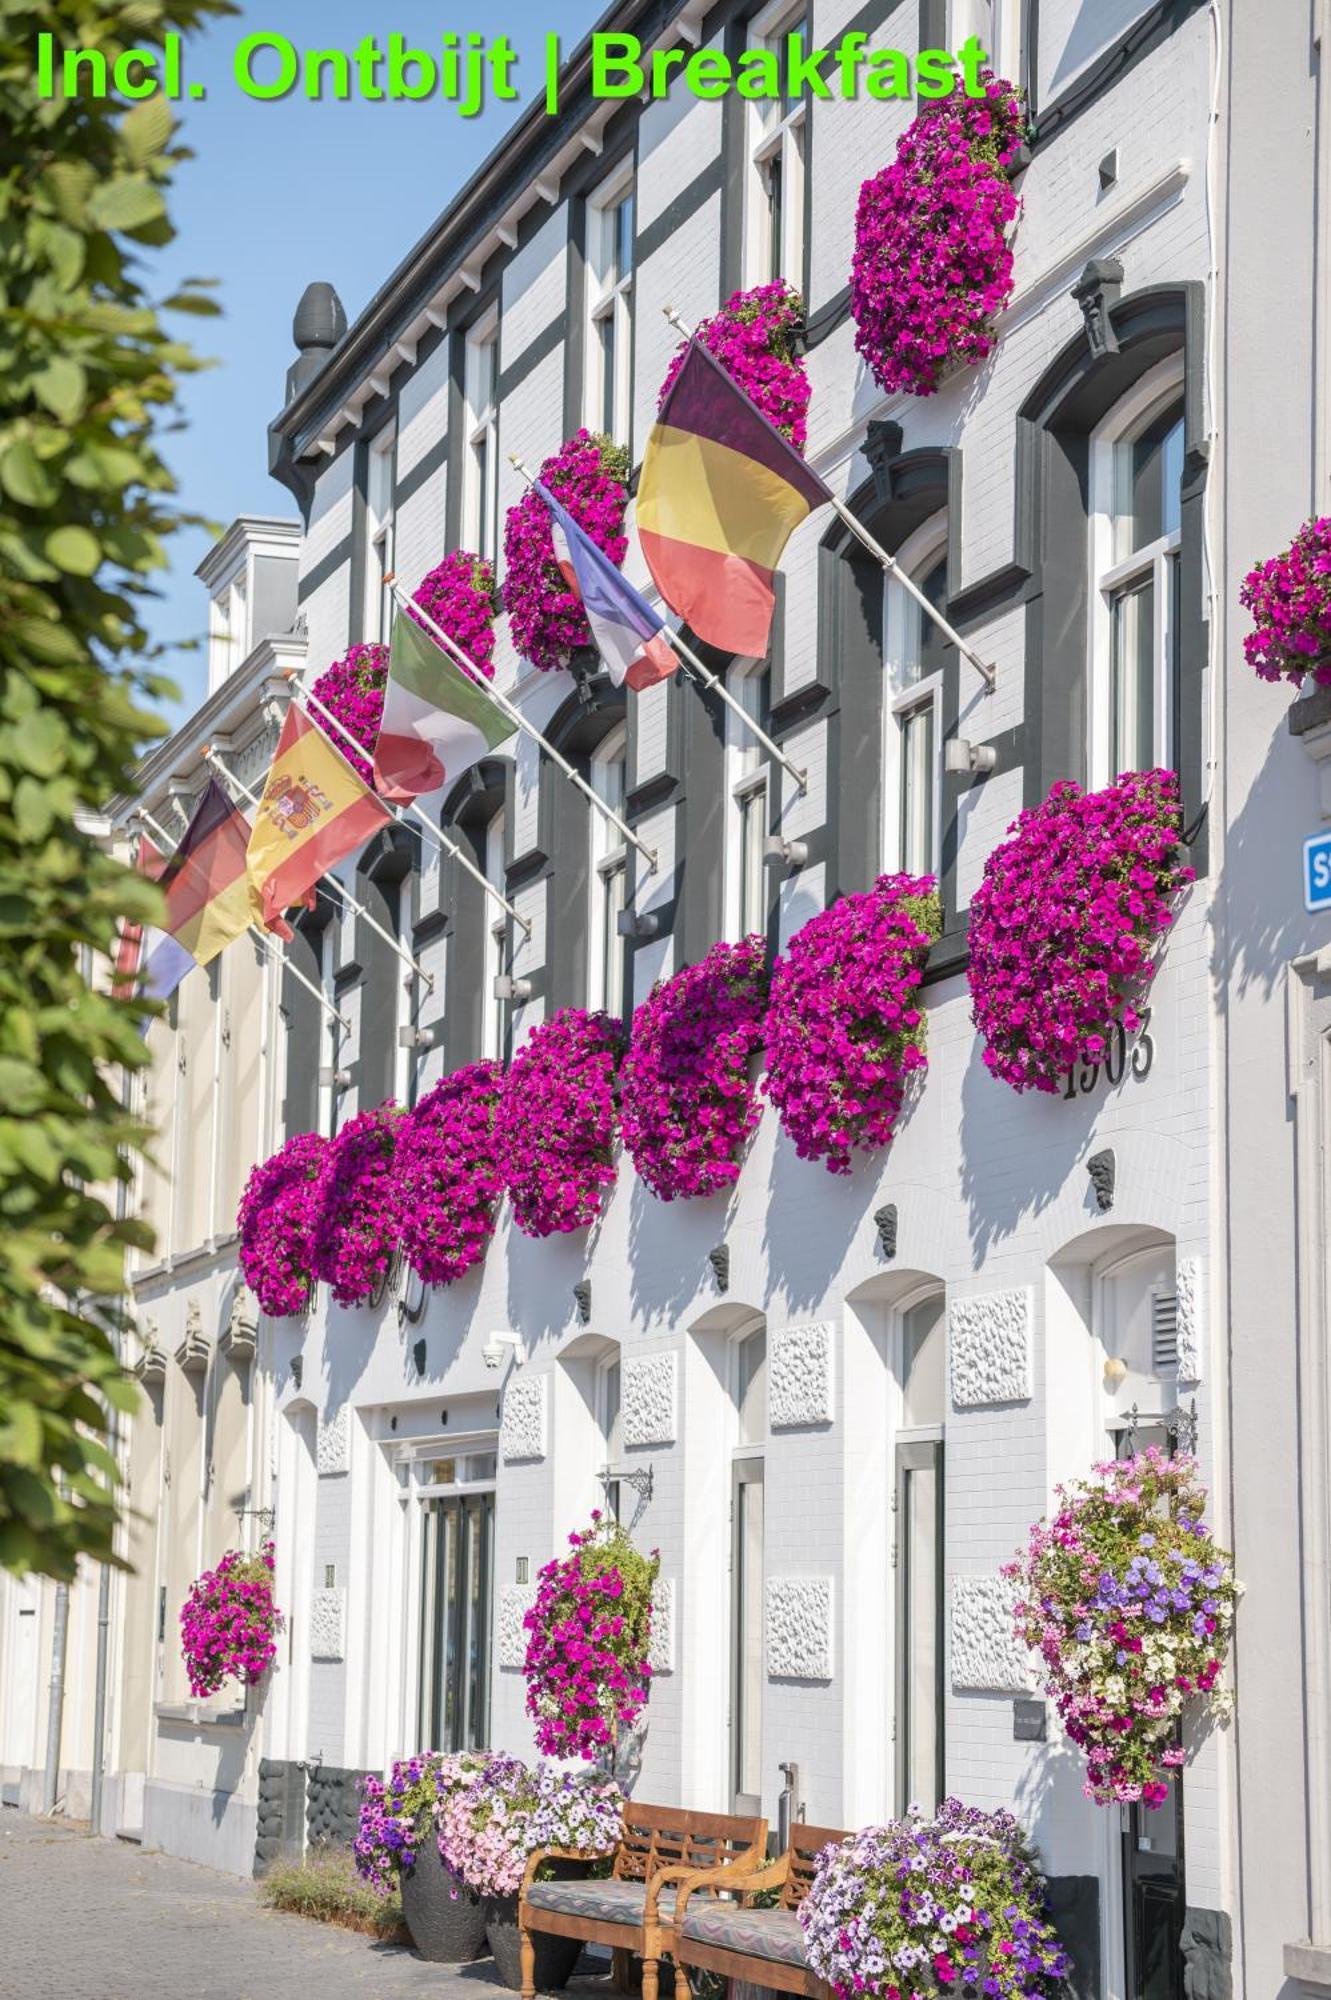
<box><xmin>483</xmin><ymin>1331</ymin><xmax>526</xmax><ymax>1370</ymax></box>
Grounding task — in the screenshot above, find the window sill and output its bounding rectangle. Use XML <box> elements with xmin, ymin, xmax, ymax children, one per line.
<box><xmin>155</xmin><ymin>1700</ymin><xmax>248</xmax><ymax>1731</ymax></box>
<box><xmin>1285</xmin><ymin>1942</ymin><xmax>1331</xmax><ymax>1995</ymax></box>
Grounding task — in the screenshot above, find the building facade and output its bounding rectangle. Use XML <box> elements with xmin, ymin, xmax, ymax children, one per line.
<box><xmin>8</xmin><ymin>2</ymin><xmax>1331</xmax><ymax>1997</ymax></box>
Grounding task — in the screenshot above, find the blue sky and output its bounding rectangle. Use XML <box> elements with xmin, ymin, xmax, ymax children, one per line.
<box><xmin>147</xmin><ymin>0</ymin><xmax>605</xmax><ymax>722</ymax></box>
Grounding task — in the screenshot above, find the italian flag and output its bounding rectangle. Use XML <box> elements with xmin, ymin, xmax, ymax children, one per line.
<box><xmin>373</xmin><ymin>609</ymin><xmax>514</xmax><ymax>803</ymax></box>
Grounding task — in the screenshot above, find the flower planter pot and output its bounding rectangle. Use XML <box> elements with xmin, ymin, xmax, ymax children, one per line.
<box><xmin>484</xmin><ymin>1889</ymin><xmax>583</xmax><ymax>1992</ymax></box>
<box><xmin>399</xmin><ymin>1848</ymin><xmax>487</xmax><ymax>1963</ymax></box>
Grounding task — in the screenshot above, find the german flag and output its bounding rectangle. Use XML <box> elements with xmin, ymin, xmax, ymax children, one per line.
<box><xmin>637</xmin><ymin>337</ymin><xmax>831</xmax><ymax>659</ymax></box>
<box><xmin>155</xmin><ymin>780</ymin><xmax>260</xmax><ymax>972</ymax></box>
<box><xmin>247</xmin><ymin>703</ymin><xmax>391</xmax><ymax>931</ymax></box>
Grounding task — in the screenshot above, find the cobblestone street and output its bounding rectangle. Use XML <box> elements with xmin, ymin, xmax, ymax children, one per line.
<box><xmin>0</xmin><ymin>1812</ymin><xmax>593</xmax><ymax>2000</ymax></box>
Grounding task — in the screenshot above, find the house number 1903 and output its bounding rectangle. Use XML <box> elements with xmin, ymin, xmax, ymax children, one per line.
<box><xmin>1063</xmin><ymin>1008</ymin><xmax>1155</xmax><ymax>1099</ymax></box>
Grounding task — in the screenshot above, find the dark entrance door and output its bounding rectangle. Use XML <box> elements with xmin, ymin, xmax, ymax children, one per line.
<box><xmin>1123</xmin><ymin>1775</ymin><xmax>1184</xmax><ymax>2000</ymax></box>
<box><xmin>419</xmin><ymin>1491</ymin><xmax>494</xmax><ymax>1751</ymax></box>
<box><xmin>1118</xmin><ymin>1421</ymin><xmax>1186</xmax><ymax>1999</ymax></box>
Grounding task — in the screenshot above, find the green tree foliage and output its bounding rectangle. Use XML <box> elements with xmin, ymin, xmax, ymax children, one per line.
<box><xmin>0</xmin><ymin>0</ymin><xmax>230</xmax><ymax>1577</ymax></box>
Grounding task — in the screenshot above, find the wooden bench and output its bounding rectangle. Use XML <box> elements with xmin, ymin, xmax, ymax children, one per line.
<box><xmin>672</xmin><ymin>1822</ymin><xmax>849</xmax><ymax>2000</ymax></box>
<box><xmin>518</xmin><ymin>1801</ymin><xmax>767</xmax><ymax>2000</ymax></box>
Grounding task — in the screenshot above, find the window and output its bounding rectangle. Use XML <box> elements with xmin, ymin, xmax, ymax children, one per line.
<box><xmin>208</xmin><ymin>571</ymin><xmax>248</xmax><ymax>689</ymax></box>
<box><xmin>587</xmin><ymin>173</ymin><xmax>635</xmax><ymax>442</ymax></box>
<box><xmin>483</xmin><ymin>808</ymin><xmax>511</xmax><ymax>1062</ymax></box>
<box><xmin>745</xmin><ymin>1</ymin><xmax>806</xmax><ymax>288</ymax></box>
<box><xmin>884</xmin><ymin>521</ymin><xmax>947</xmax><ymax>878</ymax></box>
<box><xmin>598</xmin><ymin>1351</ymin><xmax>623</xmax><ymax>1521</ymax></box>
<box><xmin>1090</xmin><ymin>372</ymin><xmax>1184</xmax><ymax>784</ymax></box>
<box><xmin>731</xmin><ymin>1324</ymin><xmax>767</xmax><ymax>1812</ymax></box>
<box><xmin>589</xmin><ymin>727</ymin><xmax>628</xmax><ymax>1016</ymax></box>
<box><xmin>728</xmin><ymin>665</ymin><xmax>771</xmax><ymax>940</ymax></box>
<box><xmin>364</xmin><ymin>424</ymin><xmax>396</xmax><ymax>644</ymax></box>
<box><xmin>896</xmin><ymin>1289</ymin><xmax>945</xmax><ymax>1816</ymax></box>
<box><xmin>464</xmin><ymin>314</ymin><xmax>499</xmax><ymax>564</ymax></box>
<box><xmin>948</xmin><ymin>0</ymin><xmax>1025</xmax><ymax>82</ymax></box>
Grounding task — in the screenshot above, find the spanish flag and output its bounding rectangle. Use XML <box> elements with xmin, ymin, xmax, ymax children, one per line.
<box><xmin>247</xmin><ymin>704</ymin><xmax>392</xmax><ymax>930</ymax></box>
<box><xmin>153</xmin><ymin>780</ymin><xmax>260</xmax><ymax>974</ymax></box>
<box><xmin>637</xmin><ymin>337</ymin><xmax>831</xmax><ymax>659</ymax></box>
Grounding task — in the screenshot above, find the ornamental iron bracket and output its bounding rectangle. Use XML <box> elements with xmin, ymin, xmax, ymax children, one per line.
<box><xmin>1115</xmin><ymin>1398</ymin><xmax>1200</xmax><ymax>1454</ymax></box>
<box><xmin>599</xmin><ymin>1464</ymin><xmax>654</xmax><ymax>1506</ymax></box>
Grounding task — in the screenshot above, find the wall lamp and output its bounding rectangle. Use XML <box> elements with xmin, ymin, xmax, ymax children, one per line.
<box><xmin>764</xmin><ymin>834</ymin><xmax>809</xmax><ymax>871</ymax></box>
<box><xmin>944</xmin><ymin>738</ymin><xmax>997</xmax><ymax>779</ymax></box>
<box><xmin>482</xmin><ymin>1330</ymin><xmax>527</xmax><ymax>1371</ymax></box>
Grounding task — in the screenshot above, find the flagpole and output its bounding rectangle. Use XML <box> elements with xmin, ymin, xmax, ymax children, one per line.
<box><xmin>389</xmin><ymin>580</ymin><xmax>658</xmax><ymax>877</ymax></box>
<box><xmin>507</xmin><ymin>454</ymin><xmax>808</xmax><ymax>796</ymax></box>
<box><xmin>201</xmin><ymin>746</ymin><xmax>434</xmax><ymax>991</ymax></box>
<box><xmin>133</xmin><ymin>806</ymin><xmax>352</xmax><ymax>1035</ymax></box>
<box><xmin>291</xmin><ymin>673</ymin><xmax>531</xmax><ymax>938</ymax></box>
<box><xmin>661</xmin><ymin>304</ymin><xmax>997</xmax><ymax>694</ymax></box>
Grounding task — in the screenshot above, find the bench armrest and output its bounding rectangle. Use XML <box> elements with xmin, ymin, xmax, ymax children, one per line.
<box><xmin>520</xmin><ymin>1846</ymin><xmax>609</xmax><ymax>1897</ymax></box>
<box><xmin>673</xmin><ymin>1853</ymin><xmax>789</xmax><ymax>1928</ymax></box>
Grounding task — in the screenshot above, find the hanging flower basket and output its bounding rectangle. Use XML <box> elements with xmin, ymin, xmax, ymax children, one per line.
<box><xmin>396</xmin><ymin>1061</ymin><xmax>504</xmax><ymax>1286</ymax></box>
<box><xmin>620</xmin><ymin>936</ymin><xmax>769</xmax><ymax>1202</ymax></box>
<box><xmin>850</xmin><ymin>74</ymin><xmax>1025</xmax><ymax>398</ymax></box>
<box><xmin>522</xmin><ymin>1514</ymin><xmax>660</xmax><ymax>1761</ymax></box>
<box><xmin>307</xmin><ymin>641</ymin><xmax>389</xmax><ymax>787</ymax></box>
<box><xmin>310</xmin><ymin>1101</ymin><xmax>402</xmax><ymax>1307</ymax></box>
<box><xmin>495</xmin><ymin>1007</ymin><xmax>624</xmax><ymax>1237</ymax></box>
<box><xmin>502</xmin><ymin>431</ymin><xmax>630</xmax><ymax>672</ymax></box>
<box><xmin>658</xmin><ymin>281</ymin><xmax>811</xmax><ymax>449</ymax></box>
<box><xmin>967</xmin><ymin>769</ymin><xmax>1193</xmax><ymax>1095</ymax></box>
<box><xmin>800</xmin><ymin>1799</ymin><xmax>1071</xmax><ymax>1999</ymax></box>
<box><xmin>1240</xmin><ymin>513</ymin><xmax>1331</xmax><ymax>688</ymax></box>
<box><xmin>409</xmin><ymin>550</ymin><xmax>498</xmax><ymax>679</ymax></box>
<box><xmin>179</xmin><ymin>1541</ymin><xmax>280</xmax><ymax>1699</ymax></box>
<box><xmin>763</xmin><ymin>874</ymin><xmax>940</xmax><ymax>1174</ymax></box>
<box><xmin>236</xmin><ymin>1130</ymin><xmax>328</xmax><ymax>1318</ymax></box>
<box><xmin>1006</xmin><ymin>1448</ymin><xmax>1239</xmax><ymax>1807</ymax></box>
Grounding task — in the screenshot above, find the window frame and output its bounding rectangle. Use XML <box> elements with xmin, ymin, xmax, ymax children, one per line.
<box><xmin>743</xmin><ymin>0</ymin><xmax>807</xmax><ymax>291</ymax></box>
<box><xmin>364</xmin><ymin>422</ymin><xmax>397</xmax><ymax>646</ymax></box>
<box><xmin>586</xmin><ymin>166</ymin><xmax>636</xmax><ymax>445</ymax></box>
<box><xmin>482</xmin><ymin>806</ymin><xmax>511</xmax><ymax>1063</ymax></box>
<box><xmin>882</xmin><ymin>514</ymin><xmax>948</xmax><ymax>880</ymax></box>
<box><xmin>729</xmin><ymin>1316</ymin><xmax>767</xmax><ymax>1814</ymax></box>
<box><xmin>1087</xmin><ymin>360</ymin><xmax>1185</xmax><ymax>788</ymax></box>
<box><xmin>947</xmin><ymin>0</ymin><xmax>1026</xmax><ymax>87</ymax></box>
<box><xmin>891</xmin><ymin>1281</ymin><xmax>946</xmax><ymax>1819</ymax></box>
<box><xmin>463</xmin><ymin>309</ymin><xmax>500</xmax><ymax>566</ymax></box>
<box><xmin>588</xmin><ymin>724</ymin><xmax>629</xmax><ymax>1017</ymax></box>
<box><xmin>726</xmin><ymin>661</ymin><xmax>773</xmax><ymax>942</ymax></box>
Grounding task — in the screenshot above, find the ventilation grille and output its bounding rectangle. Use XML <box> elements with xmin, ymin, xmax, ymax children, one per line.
<box><xmin>1151</xmin><ymin>1291</ymin><xmax>1179</xmax><ymax>1373</ymax></box>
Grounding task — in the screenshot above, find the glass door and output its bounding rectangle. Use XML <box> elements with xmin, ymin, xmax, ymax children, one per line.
<box><xmin>731</xmin><ymin>1455</ymin><xmax>765</xmax><ymax>1815</ymax></box>
<box><xmin>418</xmin><ymin>1490</ymin><xmax>494</xmax><ymax>1751</ymax></box>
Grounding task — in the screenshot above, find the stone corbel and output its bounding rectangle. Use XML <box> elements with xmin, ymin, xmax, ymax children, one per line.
<box><xmin>1071</xmin><ymin>258</ymin><xmax>1124</xmax><ymax>359</ymax></box>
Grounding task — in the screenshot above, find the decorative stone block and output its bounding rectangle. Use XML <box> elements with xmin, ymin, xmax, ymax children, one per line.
<box><xmin>766</xmin><ymin>1578</ymin><xmax>833</xmax><ymax>1681</ymax></box>
<box><xmin>316</xmin><ymin>1405</ymin><xmax>350</xmax><ymax>1476</ymax></box>
<box><xmin>648</xmin><ymin>1579</ymin><xmax>675</xmax><ymax>1674</ymax></box>
<box><xmin>500</xmin><ymin>1376</ymin><xmax>547</xmax><ymax>1462</ymax></box>
<box><xmin>497</xmin><ymin>1585</ymin><xmax>533</xmax><ymax>1668</ymax></box>
<box><xmin>950</xmin><ymin>1574</ymin><xmax>1032</xmax><ymax>1692</ymax></box>
<box><xmin>949</xmin><ymin>1288</ymin><xmax>1032</xmax><ymax>1407</ymax></box>
<box><xmin>1176</xmin><ymin>1258</ymin><xmax>1204</xmax><ymax>1384</ymax></box>
<box><xmin>221</xmin><ymin>1287</ymin><xmax>258</xmax><ymax>1366</ymax></box>
<box><xmin>622</xmin><ymin>1353</ymin><xmax>677</xmax><ymax>1447</ymax></box>
<box><xmin>309</xmin><ymin>1588</ymin><xmax>346</xmax><ymax>1662</ymax></box>
<box><xmin>769</xmin><ymin>1321</ymin><xmax>834</xmax><ymax>1430</ymax></box>
<box><xmin>175</xmin><ymin>1298</ymin><xmax>211</xmax><ymax>1377</ymax></box>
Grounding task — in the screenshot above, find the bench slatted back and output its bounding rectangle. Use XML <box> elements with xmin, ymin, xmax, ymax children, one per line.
<box><xmin>613</xmin><ymin>1804</ymin><xmax>767</xmax><ymax>1883</ymax></box>
<box><xmin>778</xmin><ymin>1824</ymin><xmax>850</xmax><ymax>1912</ymax></box>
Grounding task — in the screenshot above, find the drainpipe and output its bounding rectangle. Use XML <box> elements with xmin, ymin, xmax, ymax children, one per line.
<box><xmin>41</xmin><ymin>1582</ymin><xmax>70</xmax><ymax>1814</ymax></box>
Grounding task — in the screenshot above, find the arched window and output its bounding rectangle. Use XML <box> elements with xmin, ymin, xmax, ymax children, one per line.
<box><xmin>588</xmin><ymin>725</ymin><xmax>628</xmax><ymax>1017</ymax></box>
<box><xmin>1089</xmin><ymin>364</ymin><xmax>1185</xmax><ymax>783</ymax></box>
<box><xmin>727</xmin><ymin>663</ymin><xmax>772</xmax><ymax>941</ymax></box>
<box><xmin>884</xmin><ymin>516</ymin><xmax>948</xmax><ymax>879</ymax></box>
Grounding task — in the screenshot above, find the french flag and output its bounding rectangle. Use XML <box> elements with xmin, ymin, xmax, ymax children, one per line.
<box><xmin>537</xmin><ymin>481</ymin><xmax>678</xmax><ymax>692</ymax></box>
